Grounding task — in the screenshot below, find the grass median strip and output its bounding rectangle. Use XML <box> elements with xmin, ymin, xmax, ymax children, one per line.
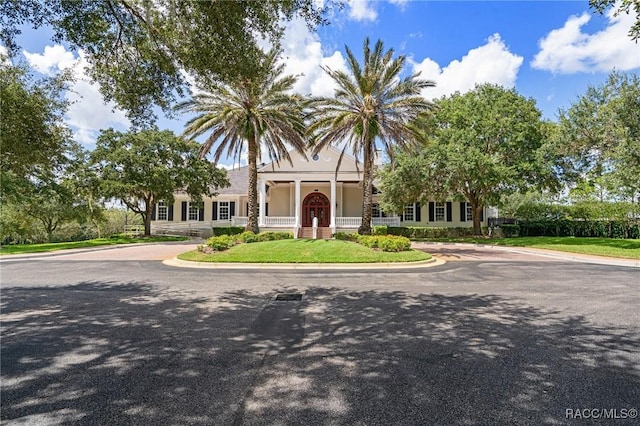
<box><xmin>417</xmin><ymin>236</ymin><xmax>640</xmax><ymax>259</ymax></box>
<box><xmin>179</xmin><ymin>239</ymin><xmax>432</xmax><ymax>263</ymax></box>
<box><xmin>0</xmin><ymin>236</ymin><xmax>189</xmax><ymax>255</ymax></box>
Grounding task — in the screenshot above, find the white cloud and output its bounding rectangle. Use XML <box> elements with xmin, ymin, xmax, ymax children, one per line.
<box><xmin>23</xmin><ymin>45</ymin><xmax>129</xmax><ymax>145</ymax></box>
<box><xmin>347</xmin><ymin>0</ymin><xmax>377</xmax><ymax>22</ymax></box>
<box><xmin>412</xmin><ymin>34</ymin><xmax>524</xmax><ymax>100</ymax></box>
<box><xmin>23</xmin><ymin>45</ymin><xmax>75</xmax><ymax>74</ymax></box>
<box><xmin>531</xmin><ymin>8</ymin><xmax>640</xmax><ymax>73</ymax></box>
<box><xmin>280</xmin><ymin>18</ymin><xmax>348</xmax><ymax>97</ymax></box>
<box><xmin>389</xmin><ymin>0</ymin><xmax>409</xmax><ymax>8</ymax></box>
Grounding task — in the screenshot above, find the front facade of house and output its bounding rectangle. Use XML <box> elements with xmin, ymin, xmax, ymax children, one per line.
<box><xmin>151</xmin><ymin>146</ymin><xmax>492</xmax><ymax>238</ymax></box>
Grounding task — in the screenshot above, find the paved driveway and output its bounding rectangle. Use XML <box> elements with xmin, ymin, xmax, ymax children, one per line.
<box><xmin>1</xmin><ymin>243</ymin><xmax>639</xmax><ymax>425</ymax></box>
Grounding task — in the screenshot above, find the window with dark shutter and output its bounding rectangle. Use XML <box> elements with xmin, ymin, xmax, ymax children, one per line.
<box><xmin>446</xmin><ymin>202</ymin><xmax>452</xmax><ymax>222</ymax></box>
<box><xmin>428</xmin><ymin>202</ymin><xmax>435</xmax><ymax>222</ymax></box>
<box><xmin>415</xmin><ymin>202</ymin><xmax>421</xmax><ymax>222</ymax></box>
<box><xmin>212</xmin><ymin>202</ymin><xmax>218</xmax><ymax>220</ymax></box>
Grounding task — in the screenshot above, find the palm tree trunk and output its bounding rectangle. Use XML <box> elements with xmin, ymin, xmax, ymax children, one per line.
<box><xmin>472</xmin><ymin>202</ymin><xmax>483</xmax><ymax>236</ymax></box>
<box><xmin>359</xmin><ymin>152</ymin><xmax>373</xmax><ymax>235</ymax></box>
<box><xmin>246</xmin><ymin>136</ymin><xmax>260</xmax><ymax>234</ymax></box>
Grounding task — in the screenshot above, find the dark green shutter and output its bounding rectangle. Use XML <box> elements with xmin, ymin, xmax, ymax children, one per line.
<box><xmin>446</xmin><ymin>202</ymin><xmax>452</xmax><ymax>222</ymax></box>
<box><xmin>199</xmin><ymin>206</ymin><xmax>205</xmax><ymax>221</ymax></box>
<box><xmin>181</xmin><ymin>202</ymin><xmax>187</xmax><ymax>221</ymax></box>
<box><xmin>265</xmin><ymin>203</ymin><xmax>269</xmax><ymax>216</ymax></box>
<box><xmin>428</xmin><ymin>202</ymin><xmax>435</xmax><ymax>222</ymax></box>
<box><xmin>230</xmin><ymin>202</ymin><xmax>236</xmax><ymax>217</ymax></box>
<box><xmin>212</xmin><ymin>202</ymin><xmax>218</xmax><ymax>220</ymax></box>
<box><xmin>151</xmin><ymin>203</ymin><xmax>156</xmax><ymax>220</ymax></box>
<box><xmin>460</xmin><ymin>202</ymin><xmax>466</xmax><ymax>222</ymax></box>
<box><xmin>415</xmin><ymin>202</ymin><xmax>421</xmax><ymax>222</ymax></box>
<box><xmin>168</xmin><ymin>205</ymin><xmax>174</xmax><ymax>221</ymax></box>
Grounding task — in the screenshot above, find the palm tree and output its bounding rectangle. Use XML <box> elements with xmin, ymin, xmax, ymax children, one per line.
<box><xmin>307</xmin><ymin>38</ymin><xmax>436</xmax><ymax>234</ymax></box>
<box><xmin>177</xmin><ymin>50</ymin><xmax>307</xmax><ymax>233</ymax></box>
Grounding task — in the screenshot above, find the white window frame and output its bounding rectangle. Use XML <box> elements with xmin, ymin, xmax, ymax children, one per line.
<box><xmin>466</xmin><ymin>202</ymin><xmax>473</xmax><ymax>221</ymax></box>
<box><xmin>157</xmin><ymin>200</ymin><xmax>168</xmax><ymax>221</ymax></box>
<box><xmin>218</xmin><ymin>201</ymin><xmax>230</xmax><ymax>221</ymax></box>
<box><xmin>435</xmin><ymin>202</ymin><xmax>446</xmax><ymax>222</ymax></box>
<box><xmin>372</xmin><ymin>203</ymin><xmax>381</xmax><ymax>218</ymax></box>
<box><xmin>403</xmin><ymin>203</ymin><xmax>415</xmax><ymax>221</ymax></box>
<box><xmin>188</xmin><ymin>203</ymin><xmax>199</xmax><ymax>221</ymax></box>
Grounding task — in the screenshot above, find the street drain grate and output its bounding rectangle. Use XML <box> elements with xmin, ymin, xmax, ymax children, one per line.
<box><xmin>274</xmin><ymin>293</ymin><xmax>303</xmax><ymax>301</ymax></box>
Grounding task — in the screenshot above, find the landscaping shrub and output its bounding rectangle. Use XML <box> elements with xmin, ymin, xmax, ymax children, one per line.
<box><xmin>257</xmin><ymin>231</ymin><xmax>293</xmax><ymax>242</ymax></box>
<box><xmin>387</xmin><ymin>226</ymin><xmax>480</xmax><ymax>239</ymax></box>
<box><xmin>238</xmin><ymin>231</ymin><xmax>259</xmax><ymax>243</ymax></box>
<box><xmin>334</xmin><ymin>231</ymin><xmax>357</xmax><ymax>241</ymax></box>
<box><xmin>348</xmin><ymin>234</ymin><xmax>411</xmax><ymax>252</ymax></box>
<box><xmin>517</xmin><ymin>220</ymin><xmax>640</xmax><ymax>239</ymax></box>
<box><xmin>212</xmin><ymin>226</ymin><xmax>245</xmax><ymax>236</ymax></box>
<box><xmin>499</xmin><ymin>224</ymin><xmax>520</xmax><ymax>238</ymax></box>
<box><xmin>377</xmin><ymin>235</ymin><xmax>411</xmax><ymax>252</ymax></box>
<box><xmin>204</xmin><ymin>234</ymin><xmax>239</xmax><ymax>251</ymax></box>
<box><xmin>373</xmin><ymin>225</ymin><xmax>388</xmax><ymax>235</ymax></box>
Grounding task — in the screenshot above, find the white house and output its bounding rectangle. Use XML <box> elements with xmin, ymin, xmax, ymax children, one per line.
<box><xmin>150</xmin><ymin>146</ymin><xmax>491</xmax><ymax>238</ymax></box>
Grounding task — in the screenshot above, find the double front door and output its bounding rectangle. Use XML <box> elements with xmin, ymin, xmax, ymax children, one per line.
<box><xmin>302</xmin><ymin>192</ymin><xmax>330</xmax><ymax>227</ymax></box>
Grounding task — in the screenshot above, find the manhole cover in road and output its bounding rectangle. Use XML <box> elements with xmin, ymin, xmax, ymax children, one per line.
<box><xmin>274</xmin><ymin>293</ymin><xmax>303</xmax><ymax>301</ymax></box>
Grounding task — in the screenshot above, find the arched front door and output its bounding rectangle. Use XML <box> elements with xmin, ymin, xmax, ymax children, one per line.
<box><xmin>302</xmin><ymin>192</ymin><xmax>330</xmax><ymax>227</ymax></box>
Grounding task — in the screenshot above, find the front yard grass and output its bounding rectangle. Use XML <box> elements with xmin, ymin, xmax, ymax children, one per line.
<box><xmin>179</xmin><ymin>239</ymin><xmax>431</xmax><ymax>263</ymax></box>
<box><xmin>0</xmin><ymin>235</ymin><xmax>189</xmax><ymax>255</ymax></box>
<box><xmin>418</xmin><ymin>236</ymin><xmax>640</xmax><ymax>259</ymax></box>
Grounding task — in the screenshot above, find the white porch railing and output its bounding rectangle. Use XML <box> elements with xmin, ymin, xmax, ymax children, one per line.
<box><xmin>265</xmin><ymin>216</ymin><xmax>296</xmax><ymax>226</ymax></box>
<box><xmin>372</xmin><ymin>217</ymin><xmax>401</xmax><ymax>226</ymax></box>
<box><xmin>232</xmin><ymin>216</ymin><xmax>248</xmax><ymax>226</ymax></box>
<box><xmin>335</xmin><ymin>217</ymin><xmax>361</xmax><ymax>227</ymax></box>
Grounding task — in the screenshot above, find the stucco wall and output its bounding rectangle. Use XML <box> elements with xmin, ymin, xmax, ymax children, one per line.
<box><xmin>342</xmin><ymin>186</ymin><xmax>363</xmax><ymax>216</ymax></box>
<box><xmin>267</xmin><ymin>187</ymin><xmax>291</xmax><ymax>216</ymax></box>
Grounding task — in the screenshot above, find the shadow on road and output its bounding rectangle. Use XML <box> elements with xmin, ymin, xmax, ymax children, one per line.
<box><xmin>2</xmin><ymin>281</ymin><xmax>638</xmax><ymax>424</ymax></box>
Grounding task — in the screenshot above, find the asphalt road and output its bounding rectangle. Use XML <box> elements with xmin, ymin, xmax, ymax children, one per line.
<box><xmin>1</xmin><ymin>244</ymin><xmax>639</xmax><ymax>425</ymax></box>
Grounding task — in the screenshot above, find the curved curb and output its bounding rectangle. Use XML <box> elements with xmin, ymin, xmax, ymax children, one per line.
<box><xmin>411</xmin><ymin>242</ymin><xmax>640</xmax><ymax>268</ymax></box>
<box><xmin>162</xmin><ymin>256</ymin><xmax>445</xmax><ymax>270</ymax></box>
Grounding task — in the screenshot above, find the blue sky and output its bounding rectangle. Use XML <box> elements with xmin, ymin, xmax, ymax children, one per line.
<box><xmin>4</xmin><ymin>1</ymin><xmax>639</xmax><ymax>166</ymax></box>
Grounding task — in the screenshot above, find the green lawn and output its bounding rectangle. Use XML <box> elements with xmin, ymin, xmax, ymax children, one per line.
<box><xmin>0</xmin><ymin>235</ymin><xmax>189</xmax><ymax>255</ymax></box>
<box><xmin>179</xmin><ymin>239</ymin><xmax>432</xmax><ymax>263</ymax></box>
<box><xmin>419</xmin><ymin>236</ymin><xmax>640</xmax><ymax>259</ymax></box>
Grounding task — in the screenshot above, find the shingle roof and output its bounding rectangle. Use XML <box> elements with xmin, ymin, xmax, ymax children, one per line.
<box><xmin>216</xmin><ymin>165</ymin><xmax>248</xmax><ymax>195</ymax></box>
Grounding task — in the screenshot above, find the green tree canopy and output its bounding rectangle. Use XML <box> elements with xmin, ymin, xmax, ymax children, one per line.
<box><xmin>89</xmin><ymin>129</ymin><xmax>229</xmax><ymax>235</ymax></box>
<box><xmin>379</xmin><ymin>84</ymin><xmax>549</xmax><ymax>235</ymax></box>
<box><xmin>0</xmin><ymin>61</ymin><xmax>73</xmax><ymax>201</ymax></box>
<box><xmin>590</xmin><ymin>0</ymin><xmax>640</xmax><ymax>41</ymax></box>
<box><xmin>307</xmin><ymin>38</ymin><xmax>436</xmax><ymax>234</ymax></box>
<box><xmin>1</xmin><ymin>0</ymin><xmax>331</xmax><ymax>125</ymax></box>
<box><xmin>554</xmin><ymin>71</ymin><xmax>640</xmax><ymax>202</ymax></box>
<box><xmin>177</xmin><ymin>49</ymin><xmax>307</xmax><ymax>233</ymax></box>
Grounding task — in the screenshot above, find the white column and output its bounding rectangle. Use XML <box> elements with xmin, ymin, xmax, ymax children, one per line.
<box><xmin>259</xmin><ymin>178</ymin><xmax>266</xmax><ymax>227</ymax></box>
<box><xmin>295</xmin><ymin>180</ymin><xmax>301</xmax><ymax>227</ymax></box>
<box><xmin>330</xmin><ymin>178</ymin><xmax>336</xmax><ymax>229</ymax></box>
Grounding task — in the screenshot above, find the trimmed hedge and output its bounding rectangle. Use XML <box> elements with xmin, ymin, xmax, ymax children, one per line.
<box><xmin>334</xmin><ymin>232</ymin><xmax>411</xmax><ymax>252</ymax></box>
<box><xmin>502</xmin><ymin>220</ymin><xmax>640</xmax><ymax>239</ymax></box>
<box><xmin>212</xmin><ymin>226</ymin><xmax>245</xmax><ymax>236</ymax></box>
<box><xmin>202</xmin><ymin>230</ymin><xmax>293</xmax><ymax>252</ymax></box>
<box><xmin>386</xmin><ymin>226</ymin><xmax>483</xmax><ymax>239</ymax></box>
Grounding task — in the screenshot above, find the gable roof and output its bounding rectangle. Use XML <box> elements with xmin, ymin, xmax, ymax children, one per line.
<box><xmin>258</xmin><ymin>145</ymin><xmax>362</xmax><ymax>174</ymax></box>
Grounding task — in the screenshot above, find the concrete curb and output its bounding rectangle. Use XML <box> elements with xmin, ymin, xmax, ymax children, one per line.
<box><xmin>0</xmin><ymin>240</ymin><xmax>200</xmax><ymax>262</ymax></box>
<box><xmin>162</xmin><ymin>256</ymin><xmax>445</xmax><ymax>270</ymax></box>
<box><xmin>411</xmin><ymin>241</ymin><xmax>640</xmax><ymax>268</ymax></box>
